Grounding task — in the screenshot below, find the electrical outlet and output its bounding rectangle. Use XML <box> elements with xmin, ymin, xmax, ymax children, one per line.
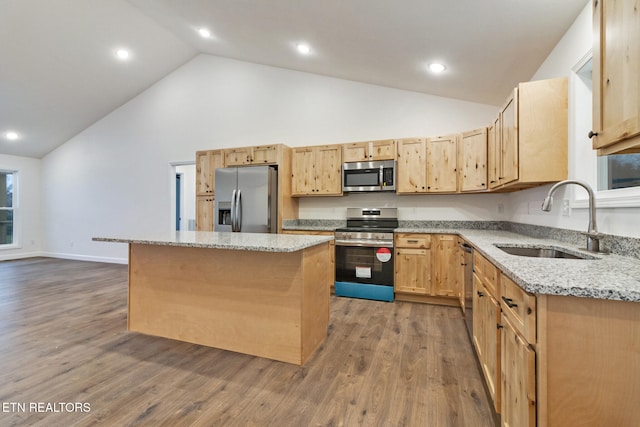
<box><xmin>562</xmin><ymin>199</ymin><xmax>571</xmax><ymax>216</ymax></box>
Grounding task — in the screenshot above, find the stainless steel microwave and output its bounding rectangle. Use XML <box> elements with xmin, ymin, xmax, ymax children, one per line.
<box><xmin>342</xmin><ymin>160</ymin><xmax>396</xmax><ymax>192</ymax></box>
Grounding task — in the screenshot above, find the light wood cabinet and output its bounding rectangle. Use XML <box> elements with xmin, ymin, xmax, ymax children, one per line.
<box><xmin>225</xmin><ymin>144</ymin><xmax>279</xmax><ymax>166</ymax></box>
<box><xmin>394</xmin><ymin>233</ymin><xmax>432</xmax><ymax>295</ymax></box>
<box><xmin>397</xmin><ymin>136</ymin><xmax>458</xmax><ymax>194</ymax></box>
<box><xmin>471</xmin><ymin>251</ymin><xmax>640</xmax><ymax>426</ymax></box>
<box><xmin>343</xmin><ymin>139</ymin><xmax>396</xmax><ymax>162</ymax></box>
<box><xmin>195</xmin><ymin>195</ymin><xmax>214</xmax><ymax>231</ymax></box>
<box><xmin>501</xmin><ymin>314</ymin><xmax>536</xmax><ymax>427</ymax></box>
<box><xmin>472</xmin><ymin>252</ymin><xmax>501</xmax><ymax>414</ymax></box>
<box><xmin>431</xmin><ymin>234</ymin><xmax>459</xmax><ymax>297</ymax></box>
<box><xmin>395</xmin><ymin>248</ymin><xmax>431</xmax><ymax>295</ymax></box>
<box><xmin>291</xmin><ymin>145</ymin><xmax>342</xmax><ymax>196</ymax></box>
<box><xmin>459</xmin><ymin>128</ymin><xmax>488</xmax><ymax>192</ymax></box>
<box><xmin>500</xmin><ymin>274</ymin><xmax>536</xmax><ymax>427</ymax></box>
<box><xmin>396</xmin><ymin>138</ymin><xmax>427</xmax><ymax>193</ymax></box>
<box><xmin>196</xmin><ymin>150</ymin><xmax>224</xmax><ymax>196</ymax></box>
<box><xmin>427</xmin><ymin>135</ymin><xmax>458</xmax><ymax>192</ymax></box>
<box><xmin>395</xmin><ymin>233</ymin><xmax>461</xmax><ymax>305</ymax></box>
<box><xmin>592</xmin><ymin>0</ymin><xmax>640</xmax><ymax>155</ymax></box>
<box><xmin>489</xmin><ymin>77</ymin><xmax>568</xmax><ymax>190</ymax></box>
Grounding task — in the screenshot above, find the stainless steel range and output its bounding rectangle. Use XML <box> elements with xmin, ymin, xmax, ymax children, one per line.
<box><xmin>334</xmin><ymin>208</ymin><xmax>398</xmax><ymax>302</ymax></box>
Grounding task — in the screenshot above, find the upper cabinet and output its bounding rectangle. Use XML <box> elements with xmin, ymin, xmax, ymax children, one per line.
<box><xmin>225</xmin><ymin>144</ymin><xmax>279</xmax><ymax>166</ymax></box>
<box><xmin>592</xmin><ymin>0</ymin><xmax>640</xmax><ymax>155</ymax></box>
<box><xmin>459</xmin><ymin>127</ymin><xmax>488</xmax><ymax>192</ymax></box>
<box><xmin>343</xmin><ymin>139</ymin><xmax>397</xmax><ymax>162</ymax></box>
<box><xmin>396</xmin><ymin>138</ymin><xmax>427</xmax><ymax>193</ymax></box>
<box><xmin>427</xmin><ymin>135</ymin><xmax>458</xmax><ymax>193</ymax></box>
<box><xmin>291</xmin><ymin>144</ymin><xmax>342</xmax><ymax>196</ymax></box>
<box><xmin>489</xmin><ymin>77</ymin><xmax>568</xmax><ymax>191</ymax></box>
<box><xmin>196</xmin><ymin>149</ymin><xmax>225</xmax><ymax>196</ymax></box>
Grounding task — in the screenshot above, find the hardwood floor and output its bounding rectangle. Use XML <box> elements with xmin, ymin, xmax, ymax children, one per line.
<box><xmin>0</xmin><ymin>257</ymin><xmax>495</xmax><ymax>426</ymax></box>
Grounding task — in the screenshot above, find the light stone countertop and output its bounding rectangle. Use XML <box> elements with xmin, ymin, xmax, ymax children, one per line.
<box><xmin>93</xmin><ymin>231</ymin><xmax>333</xmax><ymax>253</ymax></box>
<box><xmin>397</xmin><ymin>227</ymin><xmax>640</xmax><ymax>302</ymax></box>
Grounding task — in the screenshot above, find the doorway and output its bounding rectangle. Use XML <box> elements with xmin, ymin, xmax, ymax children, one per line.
<box><xmin>171</xmin><ymin>163</ymin><xmax>196</xmax><ymax>231</ymax></box>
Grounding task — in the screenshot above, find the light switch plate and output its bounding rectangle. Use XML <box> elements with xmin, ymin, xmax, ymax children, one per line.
<box><xmin>562</xmin><ymin>199</ymin><xmax>571</xmax><ymax>216</ymax></box>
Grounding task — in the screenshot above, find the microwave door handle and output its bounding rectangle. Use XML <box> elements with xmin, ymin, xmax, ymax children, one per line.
<box><xmin>379</xmin><ymin>165</ymin><xmax>384</xmax><ymax>190</ymax></box>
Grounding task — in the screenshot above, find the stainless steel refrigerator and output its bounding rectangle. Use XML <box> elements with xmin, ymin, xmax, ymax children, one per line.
<box><xmin>214</xmin><ymin>166</ymin><xmax>277</xmax><ymax>233</ymax></box>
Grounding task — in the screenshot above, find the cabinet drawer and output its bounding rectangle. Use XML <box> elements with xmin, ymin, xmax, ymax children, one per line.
<box><xmin>474</xmin><ymin>252</ymin><xmax>499</xmax><ymax>298</ymax></box>
<box><xmin>395</xmin><ymin>234</ymin><xmax>431</xmax><ymax>249</ymax></box>
<box><xmin>500</xmin><ymin>273</ymin><xmax>536</xmax><ymax>343</ymax></box>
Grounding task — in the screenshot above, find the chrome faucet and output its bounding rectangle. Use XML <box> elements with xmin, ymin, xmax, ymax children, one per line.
<box><xmin>541</xmin><ymin>180</ymin><xmax>602</xmax><ymax>252</ymax></box>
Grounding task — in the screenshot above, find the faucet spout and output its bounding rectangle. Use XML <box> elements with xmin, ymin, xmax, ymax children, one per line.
<box><xmin>541</xmin><ymin>180</ymin><xmax>601</xmax><ymax>252</ymax></box>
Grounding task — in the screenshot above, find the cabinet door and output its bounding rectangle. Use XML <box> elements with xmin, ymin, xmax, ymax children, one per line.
<box><xmin>314</xmin><ymin>145</ymin><xmax>342</xmax><ymax>195</ymax></box>
<box><xmin>225</xmin><ymin>147</ymin><xmax>252</xmax><ymax>166</ymax></box>
<box><xmin>501</xmin><ymin>315</ymin><xmax>536</xmax><ymax>427</ymax></box>
<box><xmin>431</xmin><ymin>234</ymin><xmax>459</xmax><ymax>297</ymax></box>
<box><xmin>343</xmin><ymin>142</ymin><xmax>368</xmax><ymax>162</ymax></box>
<box><xmin>396</xmin><ymin>138</ymin><xmax>427</xmax><ymax>193</ymax></box>
<box><xmin>427</xmin><ymin>135</ymin><xmax>458</xmax><ymax>192</ymax></box>
<box><xmin>196</xmin><ymin>151</ymin><xmax>214</xmax><ymax>195</ymax></box>
<box><xmin>500</xmin><ymin>92</ymin><xmax>519</xmax><ymax>186</ymax></box>
<box><xmin>369</xmin><ymin>139</ymin><xmax>397</xmax><ymax>160</ymax></box>
<box><xmin>592</xmin><ymin>0</ymin><xmax>640</xmax><ymax>154</ymax></box>
<box><xmin>394</xmin><ymin>248</ymin><xmax>431</xmax><ymax>295</ymax></box>
<box><xmin>487</xmin><ymin>117</ymin><xmax>501</xmax><ymax>189</ymax></box>
<box><xmin>459</xmin><ymin>128</ymin><xmax>488</xmax><ymax>192</ymax></box>
<box><xmin>251</xmin><ymin>145</ymin><xmax>278</xmax><ymax>164</ymax></box>
<box><xmin>196</xmin><ymin>196</ymin><xmax>214</xmax><ymax>231</ymax></box>
<box><xmin>291</xmin><ymin>147</ymin><xmax>316</xmax><ymax>195</ymax></box>
<box><xmin>474</xmin><ymin>278</ymin><xmax>501</xmax><ymax>413</ymax></box>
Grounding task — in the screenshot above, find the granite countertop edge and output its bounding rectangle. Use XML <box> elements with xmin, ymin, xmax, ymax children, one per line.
<box><xmin>93</xmin><ymin>232</ymin><xmax>333</xmax><ymax>253</ymax></box>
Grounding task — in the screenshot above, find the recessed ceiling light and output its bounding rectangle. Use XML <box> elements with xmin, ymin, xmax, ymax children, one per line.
<box><xmin>428</xmin><ymin>63</ymin><xmax>446</xmax><ymax>73</ymax></box>
<box><xmin>198</xmin><ymin>28</ymin><xmax>212</xmax><ymax>39</ymax></box>
<box><xmin>4</xmin><ymin>131</ymin><xmax>19</xmax><ymax>141</ymax></box>
<box><xmin>115</xmin><ymin>49</ymin><xmax>130</xmax><ymax>60</ymax></box>
<box><xmin>296</xmin><ymin>43</ymin><xmax>311</xmax><ymax>55</ymax></box>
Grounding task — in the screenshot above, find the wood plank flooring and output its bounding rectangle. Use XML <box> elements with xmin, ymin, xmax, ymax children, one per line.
<box><xmin>0</xmin><ymin>257</ymin><xmax>495</xmax><ymax>426</ymax></box>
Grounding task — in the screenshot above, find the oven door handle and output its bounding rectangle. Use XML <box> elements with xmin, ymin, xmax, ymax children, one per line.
<box><xmin>335</xmin><ymin>240</ymin><xmax>393</xmax><ymax>248</ymax></box>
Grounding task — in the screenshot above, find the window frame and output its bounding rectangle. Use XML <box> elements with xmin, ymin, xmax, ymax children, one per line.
<box><xmin>0</xmin><ymin>169</ymin><xmax>19</xmax><ymax>249</ymax></box>
<box><xmin>570</xmin><ymin>51</ymin><xmax>640</xmax><ymax>209</ymax></box>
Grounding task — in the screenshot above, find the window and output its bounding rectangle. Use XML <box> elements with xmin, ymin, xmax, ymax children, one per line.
<box><xmin>597</xmin><ymin>154</ymin><xmax>640</xmax><ymax>191</ymax></box>
<box><xmin>572</xmin><ymin>54</ymin><xmax>640</xmax><ymax>207</ymax></box>
<box><xmin>0</xmin><ymin>171</ymin><xmax>15</xmax><ymax>245</ymax></box>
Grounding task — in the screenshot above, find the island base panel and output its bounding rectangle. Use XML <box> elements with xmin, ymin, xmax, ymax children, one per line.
<box><xmin>128</xmin><ymin>243</ymin><xmax>330</xmax><ymax>365</ymax></box>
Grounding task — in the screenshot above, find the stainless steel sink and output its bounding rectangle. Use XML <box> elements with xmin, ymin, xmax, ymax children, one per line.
<box><xmin>495</xmin><ymin>245</ymin><xmax>594</xmax><ymax>260</ymax></box>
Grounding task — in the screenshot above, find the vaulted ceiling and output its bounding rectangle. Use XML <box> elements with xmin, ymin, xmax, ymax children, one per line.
<box><xmin>0</xmin><ymin>0</ymin><xmax>588</xmax><ymax>158</ymax></box>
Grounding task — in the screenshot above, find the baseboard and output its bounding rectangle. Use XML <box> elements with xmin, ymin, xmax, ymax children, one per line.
<box><xmin>0</xmin><ymin>251</ymin><xmax>45</xmax><ymax>261</ymax></box>
<box><xmin>41</xmin><ymin>252</ymin><xmax>128</xmax><ymax>265</ymax></box>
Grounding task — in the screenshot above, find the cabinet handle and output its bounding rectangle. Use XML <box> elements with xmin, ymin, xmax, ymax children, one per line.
<box><xmin>490</xmin><ymin>180</ymin><xmax>496</xmax><ymax>183</ymax></box>
<box><xmin>477</xmin><ymin>291</ymin><xmax>485</xmax><ymax>297</ymax></box>
<box><xmin>588</xmin><ymin>131</ymin><xmax>598</xmax><ymax>139</ymax></box>
<box><xmin>497</xmin><ymin>324</ymin><xmax>503</xmax><ymax>330</ymax></box>
<box><xmin>502</xmin><ymin>296</ymin><xmax>518</xmax><ymax>308</ymax></box>
<box><xmin>407</xmin><ymin>239</ymin><xmax>419</xmax><ymax>243</ymax></box>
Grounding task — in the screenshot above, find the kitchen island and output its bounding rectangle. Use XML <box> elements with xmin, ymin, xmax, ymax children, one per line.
<box><xmin>93</xmin><ymin>231</ymin><xmax>333</xmax><ymax>365</ymax></box>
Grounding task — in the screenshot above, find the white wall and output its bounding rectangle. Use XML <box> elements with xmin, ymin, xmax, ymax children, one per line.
<box><xmin>508</xmin><ymin>2</ymin><xmax>640</xmax><ymax>238</ymax></box>
<box><xmin>40</xmin><ymin>54</ymin><xmax>497</xmax><ymax>263</ymax></box>
<box><xmin>0</xmin><ymin>154</ymin><xmax>42</xmax><ymax>260</ymax></box>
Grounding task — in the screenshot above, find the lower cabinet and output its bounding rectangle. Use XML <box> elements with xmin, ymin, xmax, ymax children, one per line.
<box><xmin>394</xmin><ymin>233</ymin><xmax>461</xmax><ymax>305</ymax></box>
<box><xmin>501</xmin><ymin>314</ymin><xmax>536</xmax><ymax>427</ymax></box>
<box><xmin>473</xmin><ymin>267</ymin><xmax>501</xmax><ymax>413</ymax></box>
<box><xmin>196</xmin><ymin>195</ymin><xmax>214</xmax><ymax>231</ymax></box>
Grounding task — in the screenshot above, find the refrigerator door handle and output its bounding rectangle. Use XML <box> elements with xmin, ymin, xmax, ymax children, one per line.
<box><xmin>231</xmin><ymin>189</ymin><xmax>237</xmax><ymax>232</ymax></box>
<box><xmin>236</xmin><ymin>190</ymin><xmax>242</xmax><ymax>232</ymax></box>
